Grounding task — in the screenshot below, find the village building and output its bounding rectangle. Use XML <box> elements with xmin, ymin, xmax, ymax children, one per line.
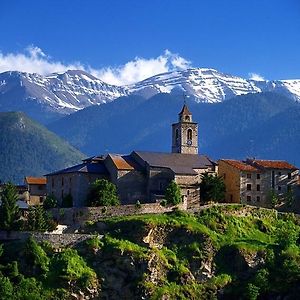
<box><xmin>24</xmin><ymin>176</ymin><xmax>47</xmax><ymax>205</ymax></box>
<box><xmin>46</xmin><ymin>104</ymin><xmax>217</xmax><ymax>207</ymax></box>
<box><xmin>218</xmin><ymin>159</ymin><xmax>299</xmax><ymax>207</ymax></box>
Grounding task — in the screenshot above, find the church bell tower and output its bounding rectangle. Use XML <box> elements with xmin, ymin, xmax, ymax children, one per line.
<box><xmin>172</xmin><ymin>103</ymin><xmax>198</xmax><ymax>154</ymax></box>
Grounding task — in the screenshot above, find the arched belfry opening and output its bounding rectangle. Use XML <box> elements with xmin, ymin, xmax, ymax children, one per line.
<box><xmin>172</xmin><ymin>101</ymin><xmax>198</xmax><ymax>154</ymax></box>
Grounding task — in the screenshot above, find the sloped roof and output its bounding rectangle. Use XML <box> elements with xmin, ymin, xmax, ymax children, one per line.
<box><xmin>219</xmin><ymin>159</ymin><xmax>259</xmax><ymax>172</ymax></box>
<box><xmin>249</xmin><ymin>159</ymin><xmax>298</xmax><ymax>170</ymax></box>
<box><xmin>133</xmin><ymin>151</ymin><xmax>215</xmax><ymax>175</ymax></box>
<box><xmin>179</xmin><ymin>104</ymin><xmax>191</xmax><ymax>116</ymax></box>
<box><xmin>25</xmin><ymin>177</ymin><xmax>46</xmax><ymax>185</ymax></box>
<box><xmin>45</xmin><ymin>161</ymin><xmax>108</xmax><ymax>176</ymax></box>
<box><xmin>109</xmin><ymin>154</ymin><xmax>136</xmax><ymax>170</ymax></box>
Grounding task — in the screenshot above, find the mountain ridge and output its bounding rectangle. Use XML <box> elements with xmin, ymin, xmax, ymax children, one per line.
<box><xmin>1</xmin><ymin>68</ymin><xmax>300</xmax><ymax>123</ymax></box>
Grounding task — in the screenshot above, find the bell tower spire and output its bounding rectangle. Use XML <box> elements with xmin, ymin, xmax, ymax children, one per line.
<box><xmin>172</xmin><ymin>99</ymin><xmax>198</xmax><ymax>154</ymax></box>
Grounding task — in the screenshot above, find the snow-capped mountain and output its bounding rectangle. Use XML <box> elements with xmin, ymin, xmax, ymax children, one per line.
<box><xmin>129</xmin><ymin>68</ymin><xmax>300</xmax><ymax>103</ymax></box>
<box><xmin>0</xmin><ymin>70</ymin><xmax>127</xmax><ymax>114</ymax></box>
<box><xmin>0</xmin><ymin>68</ymin><xmax>300</xmax><ymax>123</ymax></box>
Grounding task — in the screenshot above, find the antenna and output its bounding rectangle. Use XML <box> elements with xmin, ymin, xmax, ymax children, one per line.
<box><xmin>183</xmin><ymin>92</ymin><xmax>187</xmax><ymax>105</ymax></box>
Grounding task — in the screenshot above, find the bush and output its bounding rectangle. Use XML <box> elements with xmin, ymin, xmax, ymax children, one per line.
<box><xmin>43</xmin><ymin>195</ymin><xmax>57</xmax><ymax>209</ymax></box>
<box><xmin>61</xmin><ymin>194</ymin><xmax>73</xmax><ymax>208</ymax></box>
<box><xmin>86</xmin><ymin>179</ymin><xmax>120</xmax><ymax>207</ymax></box>
<box><xmin>50</xmin><ymin>248</ymin><xmax>97</xmax><ymax>288</ymax></box>
<box><xmin>165</xmin><ymin>181</ymin><xmax>182</xmax><ymax>205</ymax></box>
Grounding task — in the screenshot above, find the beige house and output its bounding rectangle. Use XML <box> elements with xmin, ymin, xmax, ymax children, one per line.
<box><xmin>24</xmin><ymin>176</ymin><xmax>47</xmax><ymax>205</ymax></box>
<box><xmin>46</xmin><ymin>104</ymin><xmax>217</xmax><ymax>207</ymax></box>
<box><xmin>218</xmin><ymin>159</ymin><xmax>299</xmax><ymax>207</ymax></box>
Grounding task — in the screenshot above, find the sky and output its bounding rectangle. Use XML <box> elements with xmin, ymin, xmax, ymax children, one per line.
<box><xmin>0</xmin><ymin>0</ymin><xmax>300</xmax><ymax>85</ymax></box>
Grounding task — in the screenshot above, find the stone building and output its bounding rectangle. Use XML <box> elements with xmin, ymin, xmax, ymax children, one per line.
<box><xmin>46</xmin><ymin>103</ymin><xmax>217</xmax><ymax>207</ymax></box>
<box><xmin>218</xmin><ymin>159</ymin><xmax>299</xmax><ymax>207</ymax></box>
<box><xmin>24</xmin><ymin>177</ymin><xmax>47</xmax><ymax>205</ymax></box>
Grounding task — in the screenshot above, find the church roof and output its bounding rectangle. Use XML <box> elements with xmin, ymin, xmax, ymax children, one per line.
<box><xmin>179</xmin><ymin>104</ymin><xmax>191</xmax><ymax>116</ymax></box>
<box><xmin>45</xmin><ymin>161</ymin><xmax>108</xmax><ymax>176</ymax></box>
<box><xmin>133</xmin><ymin>151</ymin><xmax>215</xmax><ymax>175</ymax></box>
<box><xmin>109</xmin><ymin>154</ymin><xmax>138</xmax><ymax>170</ymax></box>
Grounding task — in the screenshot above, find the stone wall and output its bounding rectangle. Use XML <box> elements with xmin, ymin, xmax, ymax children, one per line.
<box><xmin>49</xmin><ymin>200</ymin><xmax>188</xmax><ymax>226</ymax></box>
<box><xmin>0</xmin><ymin>231</ymin><xmax>92</xmax><ymax>248</ymax></box>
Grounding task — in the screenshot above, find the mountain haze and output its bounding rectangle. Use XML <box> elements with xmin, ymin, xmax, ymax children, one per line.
<box><xmin>48</xmin><ymin>92</ymin><xmax>300</xmax><ymax>166</ymax></box>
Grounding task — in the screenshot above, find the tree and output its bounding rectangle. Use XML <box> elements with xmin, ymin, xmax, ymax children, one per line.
<box><xmin>268</xmin><ymin>189</ymin><xmax>279</xmax><ymax>208</ymax></box>
<box><xmin>61</xmin><ymin>194</ymin><xmax>73</xmax><ymax>208</ymax></box>
<box><xmin>86</xmin><ymin>179</ymin><xmax>120</xmax><ymax>207</ymax></box>
<box><xmin>43</xmin><ymin>195</ymin><xmax>57</xmax><ymax>209</ymax></box>
<box><xmin>0</xmin><ymin>183</ymin><xmax>20</xmax><ymax>231</ymax></box>
<box><xmin>165</xmin><ymin>181</ymin><xmax>182</xmax><ymax>205</ymax></box>
<box><xmin>200</xmin><ymin>173</ymin><xmax>226</xmax><ymax>203</ymax></box>
<box><xmin>284</xmin><ymin>188</ymin><xmax>295</xmax><ymax>207</ymax></box>
<box><xmin>27</xmin><ymin>206</ymin><xmax>51</xmax><ymax>232</ymax></box>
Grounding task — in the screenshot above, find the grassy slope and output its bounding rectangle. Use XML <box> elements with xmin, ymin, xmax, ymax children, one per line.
<box><xmin>0</xmin><ymin>205</ymin><xmax>299</xmax><ymax>299</ymax></box>
<box><xmin>0</xmin><ymin>111</ymin><xmax>84</xmax><ymax>183</ymax></box>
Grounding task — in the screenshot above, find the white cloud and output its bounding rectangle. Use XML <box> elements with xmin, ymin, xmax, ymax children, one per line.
<box><xmin>248</xmin><ymin>72</ymin><xmax>265</xmax><ymax>81</ymax></box>
<box><xmin>0</xmin><ymin>46</ymin><xmax>191</xmax><ymax>86</ymax></box>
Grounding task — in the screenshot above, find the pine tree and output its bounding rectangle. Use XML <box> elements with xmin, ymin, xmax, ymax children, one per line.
<box><xmin>0</xmin><ymin>183</ymin><xmax>20</xmax><ymax>231</ymax></box>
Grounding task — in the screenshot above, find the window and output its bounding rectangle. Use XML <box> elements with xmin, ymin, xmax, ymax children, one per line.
<box><xmin>39</xmin><ymin>196</ymin><xmax>43</xmax><ymax>203</ymax></box>
<box><xmin>52</xmin><ymin>178</ymin><xmax>54</xmax><ymax>188</ymax></box>
<box><xmin>61</xmin><ymin>177</ymin><xmax>64</xmax><ymax>186</ymax></box>
<box><xmin>38</xmin><ymin>185</ymin><xmax>43</xmax><ymax>190</ymax></box>
<box><xmin>159</xmin><ymin>182</ymin><xmax>163</xmax><ymax>191</ymax></box>
<box><xmin>69</xmin><ymin>177</ymin><xmax>72</xmax><ymax>184</ymax></box>
<box><xmin>278</xmin><ymin>186</ymin><xmax>281</xmax><ymax>191</ymax></box>
<box><xmin>223</xmin><ymin>173</ymin><xmax>226</xmax><ymax>180</ymax></box>
<box><xmin>175</xmin><ymin>128</ymin><xmax>179</xmax><ymax>140</ymax></box>
<box><xmin>185</xmin><ymin>116</ymin><xmax>190</xmax><ymax>121</ymax></box>
<box><xmin>288</xmin><ymin>172</ymin><xmax>292</xmax><ymax>179</ymax></box>
<box><xmin>247</xmin><ymin>184</ymin><xmax>252</xmax><ymax>191</ymax></box>
<box><xmin>257</xmin><ymin>184</ymin><xmax>260</xmax><ymax>191</ymax></box>
<box><xmin>187</xmin><ymin>129</ymin><xmax>192</xmax><ymax>140</ymax></box>
<box><xmin>257</xmin><ymin>196</ymin><xmax>260</xmax><ymax>202</ymax></box>
<box><xmin>187</xmin><ymin>190</ymin><xmax>190</xmax><ymax>195</ymax></box>
<box><xmin>247</xmin><ymin>173</ymin><xmax>251</xmax><ymax>179</ymax></box>
<box><xmin>257</xmin><ymin>174</ymin><xmax>260</xmax><ymax>179</ymax></box>
<box><xmin>247</xmin><ymin>196</ymin><xmax>251</xmax><ymax>202</ymax></box>
<box><xmin>278</xmin><ymin>172</ymin><xmax>281</xmax><ymax>176</ymax></box>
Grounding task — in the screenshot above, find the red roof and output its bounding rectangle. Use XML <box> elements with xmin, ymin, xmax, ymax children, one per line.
<box><xmin>110</xmin><ymin>155</ymin><xmax>135</xmax><ymax>170</ymax></box>
<box><xmin>250</xmin><ymin>159</ymin><xmax>298</xmax><ymax>170</ymax></box>
<box><xmin>220</xmin><ymin>159</ymin><xmax>259</xmax><ymax>172</ymax></box>
<box><xmin>25</xmin><ymin>177</ymin><xmax>46</xmax><ymax>185</ymax></box>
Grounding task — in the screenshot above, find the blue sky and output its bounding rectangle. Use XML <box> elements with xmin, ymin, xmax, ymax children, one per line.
<box><xmin>0</xmin><ymin>0</ymin><xmax>300</xmax><ymax>84</ymax></box>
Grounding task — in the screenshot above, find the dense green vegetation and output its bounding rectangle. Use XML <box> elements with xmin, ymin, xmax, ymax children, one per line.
<box><xmin>86</xmin><ymin>179</ymin><xmax>120</xmax><ymax>206</ymax></box>
<box><xmin>200</xmin><ymin>173</ymin><xmax>226</xmax><ymax>203</ymax></box>
<box><xmin>0</xmin><ymin>112</ymin><xmax>84</xmax><ymax>183</ymax></box>
<box><xmin>164</xmin><ymin>180</ymin><xmax>182</xmax><ymax>205</ymax></box>
<box><xmin>0</xmin><ymin>205</ymin><xmax>299</xmax><ymax>299</ymax></box>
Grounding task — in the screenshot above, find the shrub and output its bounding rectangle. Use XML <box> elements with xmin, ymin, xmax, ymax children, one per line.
<box><xmin>43</xmin><ymin>195</ymin><xmax>57</xmax><ymax>209</ymax></box>
<box><xmin>61</xmin><ymin>194</ymin><xmax>73</xmax><ymax>208</ymax></box>
<box><xmin>86</xmin><ymin>179</ymin><xmax>120</xmax><ymax>207</ymax></box>
<box><xmin>165</xmin><ymin>181</ymin><xmax>182</xmax><ymax>205</ymax></box>
<box><xmin>50</xmin><ymin>248</ymin><xmax>97</xmax><ymax>288</ymax></box>
<box><xmin>135</xmin><ymin>200</ymin><xmax>142</xmax><ymax>209</ymax></box>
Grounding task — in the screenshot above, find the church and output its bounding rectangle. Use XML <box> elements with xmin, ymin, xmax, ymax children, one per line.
<box><xmin>46</xmin><ymin>103</ymin><xmax>217</xmax><ymax>207</ymax></box>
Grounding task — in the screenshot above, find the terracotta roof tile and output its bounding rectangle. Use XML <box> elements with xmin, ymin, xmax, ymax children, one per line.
<box><xmin>25</xmin><ymin>177</ymin><xmax>46</xmax><ymax>185</ymax></box>
<box><xmin>250</xmin><ymin>160</ymin><xmax>298</xmax><ymax>170</ymax></box>
<box><xmin>220</xmin><ymin>159</ymin><xmax>259</xmax><ymax>172</ymax></box>
<box><xmin>110</xmin><ymin>155</ymin><xmax>135</xmax><ymax>170</ymax></box>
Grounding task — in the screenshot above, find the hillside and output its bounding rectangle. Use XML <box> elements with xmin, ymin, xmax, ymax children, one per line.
<box><xmin>0</xmin><ymin>206</ymin><xmax>299</xmax><ymax>299</ymax></box>
<box><xmin>0</xmin><ymin>112</ymin><xmax>84</xmax><ymax>183</ymax></box>
<box><xmin>48</xmin><ymin>92</ymin><xmax>300</xmax><ymax>166</ymax></box>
